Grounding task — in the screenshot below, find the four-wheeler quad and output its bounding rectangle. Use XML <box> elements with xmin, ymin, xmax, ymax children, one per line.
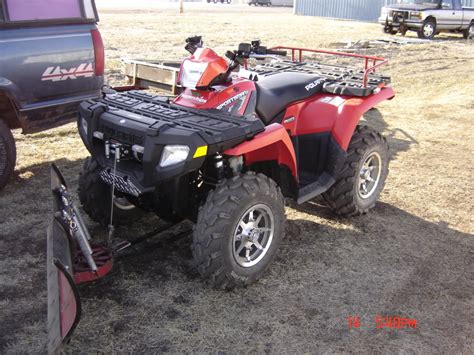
<box><xmin>47</xmin><ymin>37</ymin><xmax>394</xmax><ymax>351</ymax></box>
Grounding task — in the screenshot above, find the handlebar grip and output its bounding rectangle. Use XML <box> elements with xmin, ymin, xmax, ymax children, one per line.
<box><xmin>266</xmin><ymin>49</ymin><xmax>287</xmax><ymax>56</ymax></box>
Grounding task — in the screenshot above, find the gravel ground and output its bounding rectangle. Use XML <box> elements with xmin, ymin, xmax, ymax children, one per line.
<box><xmin>0</xmin><ymin>2</ymin><xmax>473</xmax><ymax>353</ymax></box>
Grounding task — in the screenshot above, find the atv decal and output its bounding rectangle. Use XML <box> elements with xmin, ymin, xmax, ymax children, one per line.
<box><xmin>42</xmin><ymin>63</ymin><xmax>94</xmax><ymax>82</ymax></box>
<box><xmin>305</xmin><ymin>79</ymin><xmax>324</xmax><ymax>92</ymax></box>
<box><xmin>319</xmin><ymin>96</ymin><xmax>345</xmax><ymax>107</ymax></box>
<box><xmin>180</xmin><ymin>93</ymin><xmax>207</xmax><ymax>104</ymax></box>
<box><xmin>216</xmin><ymin>90</ymin><xmax>249</xmax><ymax>111</ymax></box>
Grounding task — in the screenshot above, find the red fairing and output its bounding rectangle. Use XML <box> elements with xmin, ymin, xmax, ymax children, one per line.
<box><xmin>282</xmin><ymin>87</ymin><xmax>395</xmax><ymax>151</ymax></box>
<box><xmin>225</xmin><ymin>123</ymin><xmax>298</xmax><ymax>180</ymax></box>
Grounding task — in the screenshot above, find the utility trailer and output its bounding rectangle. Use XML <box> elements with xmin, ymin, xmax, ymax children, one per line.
<box><xmin>123</xmin><ymin>59</ymin><xmax>181</xmax><ymax>94</ymax></box>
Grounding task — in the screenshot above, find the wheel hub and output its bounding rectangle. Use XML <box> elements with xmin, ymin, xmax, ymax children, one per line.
<box><xmin>232</xmin><ymin>204</ymin><xmax>274</xmax><ymax>268</ymax></box>
<box><xmin>358</xmin><ymin>152</ymin><xmax>382</xmax><ymax>199</ymax></box>
<box><xmin>424</xmin><ymin>24</ymin><xmax>434</xmax><ymax>37</ymax></box>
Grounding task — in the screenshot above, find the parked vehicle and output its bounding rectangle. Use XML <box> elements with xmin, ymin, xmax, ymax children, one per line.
<box><xmin>47</xmin><ymin>38</ymin><xmax>395</xmax><ymax>352</ymax></box>
<box><xmin>249</xmin><ymin>0</ymin><xmax>272</xmax><ymax>6</ymax></box>
<box><xmin>0</xmin><ymin>0</ymin><xmax>104</xmax><ymax>190</ymax></box>
<box><xmin>207</xmin><ymin>0</ymin><xmax>232</xmax><ymax>4</ymax></box>
<box><xmin>379</xmin><ymin>0</ymin><xmax>474</xmax><ymax>39</ymax></box>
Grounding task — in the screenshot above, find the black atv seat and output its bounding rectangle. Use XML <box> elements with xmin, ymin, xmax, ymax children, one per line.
<box><xmin>255</xmin><ymin>72</ymin><xmax>326</xmax><ymax>125</ymax></box>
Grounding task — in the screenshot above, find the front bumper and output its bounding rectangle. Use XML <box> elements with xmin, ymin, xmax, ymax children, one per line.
<box><xmin>379</xmin><ymin>16</ymin><xmax>423</xmax><ymax>29</ymax></box>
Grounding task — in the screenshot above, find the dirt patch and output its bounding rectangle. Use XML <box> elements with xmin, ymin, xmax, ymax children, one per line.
<box><xmin>0</xmin><ymin>2</ymin><xmax>473</xmax><ymax>353</ymax></box>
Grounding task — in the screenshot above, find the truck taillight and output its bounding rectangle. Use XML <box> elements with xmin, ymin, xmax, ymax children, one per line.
<box><xmin>91</xmin><ymin>29</ymin><xmax>105</xmax><ymax>76</ymax></box>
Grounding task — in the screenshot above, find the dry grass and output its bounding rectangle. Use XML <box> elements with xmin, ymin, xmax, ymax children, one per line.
<box><xmin>0</xmin><ymin>3</ymin><xmax>473</xmax><ymax>353</ymax></box>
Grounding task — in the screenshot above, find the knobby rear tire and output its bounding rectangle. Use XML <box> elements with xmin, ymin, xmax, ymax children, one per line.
<box><xmin>323</xmin><ymin>126</ymin><xmax>389</xmax><ymax>217</ymax></box>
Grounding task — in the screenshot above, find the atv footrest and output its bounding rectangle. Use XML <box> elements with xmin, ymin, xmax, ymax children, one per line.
<box><xmin>297</xmin><ymin>172</ymin><xmax>335</xmax><ymax>204</ymax></box>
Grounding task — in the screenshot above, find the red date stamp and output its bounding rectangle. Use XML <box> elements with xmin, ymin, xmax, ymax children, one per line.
<box><xmin>348</xmin><ymin>315</ymin><xmax>417</xmax><ymax>329</ymax></box>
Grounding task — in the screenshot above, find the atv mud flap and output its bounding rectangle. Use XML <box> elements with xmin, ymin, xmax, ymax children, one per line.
<box><xmin>47</xmin><ymin>164</ymin><xmax>113</xmax><ymax>354</ymax></box>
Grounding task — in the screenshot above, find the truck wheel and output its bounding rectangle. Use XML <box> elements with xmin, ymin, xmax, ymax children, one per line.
<box><xmin>463</xmin><ymin>22</ymin><xmax>474</xmax><ymax>39</ymax></box>
<box><xmin>383</xmin><ymin>25</ymin><xmax>398</xmax><ymax>35</ymax></box>
<box><xmin>78</xmin><ymin>157</ymin><xmax>144</xmax><ymax>227</ymax></box>
<box><xmin>417</xmin><ymin>19</ymin><xmax>436</xmax><ymax>39</ymax></box>
<box><xmin>0</xmin><ymin>120</ymin><xmax>16</xmax><ymax>191</ymax></box>
<box><xmin>323</xmin><ymin>126</ymin><xmax>389</xmax><ymax>217</ymax></box>
<box><xmin>193</xmin><ymin>172</ymin><xmax>285</xmax><ymax>289</ymax></box>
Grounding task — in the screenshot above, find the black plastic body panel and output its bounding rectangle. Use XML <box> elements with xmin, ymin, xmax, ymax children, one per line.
<box><xmin>292</xmin><ymin>132</ymin><xmax>346</xmax><ymax>187</ymax></box>
<box><xmin>79</xmin><ymin>91</ymin><xmax>264</xmax><ymax>192</ymax></box>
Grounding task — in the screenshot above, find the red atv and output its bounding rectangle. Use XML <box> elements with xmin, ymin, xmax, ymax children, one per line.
<box><xmin>47</xmin><ymin>37</ymin><xmax>394</xmax><ymax>351</ymax></box>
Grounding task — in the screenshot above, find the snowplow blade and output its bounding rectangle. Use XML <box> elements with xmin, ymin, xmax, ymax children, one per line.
<box><xmin>47</xmin><ymin>216</ymin><xmax>81</xmax><ymax>354</ymax></box>
<box><xmin>47</xmin><ymin>164</ymin><xmax>113</xmax><ymax>353</ymax></box>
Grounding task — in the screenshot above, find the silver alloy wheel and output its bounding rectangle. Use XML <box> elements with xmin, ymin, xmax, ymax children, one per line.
<box><xmin>358</xmin><ymin>152</ymin><xmax>382</xmax><ymax>199</ymax></box>
<box><xmin>469</xmin><ymin>25</ymin><xmax>474</xmax><ymax>38</ymax></box>
<box><xmin>113</xmin><ymin>196</ymin><xmax>136</xmax><ymax>211</ymax></box>
<box><xmin>232</xmin><ymin>204</ymin><xmax>274</xmax><ymax>268</ymax></box>
<box><xmin>423</xmin><ymin>23</ymin><xmax>434</xmax><ymax>38</ymax></box>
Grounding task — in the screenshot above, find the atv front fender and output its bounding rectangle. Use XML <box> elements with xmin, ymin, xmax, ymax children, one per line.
<box><xmin>224</xmin><ymin>123</ymin><xmax>298</xmax><ymax>180</ymax></box>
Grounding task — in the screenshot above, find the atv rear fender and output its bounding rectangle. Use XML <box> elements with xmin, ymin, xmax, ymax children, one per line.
<box><xmin>333</xmin><ymin>87</ymin><xmax>395</xmax><ymax>150</ymax></box>
<box><xmin>224</xmin><ymin>123</ymin><xmax>298</xmax><ymax>181</ymax></box>
<box><xmin>285</xmin><ymin>87</ymin><xmax>395</xmax><ymax>151</ymax></box>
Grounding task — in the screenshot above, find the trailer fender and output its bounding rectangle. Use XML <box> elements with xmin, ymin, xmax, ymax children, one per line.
<box><xmin>224</xmin><ymin>123</ymin><xmax>298</xmax><ymax>180</ymax></box>
<box><xmin>333</xmin><ymin>87</ymin><xmax>395</xmax><ymax>150</ymax></box>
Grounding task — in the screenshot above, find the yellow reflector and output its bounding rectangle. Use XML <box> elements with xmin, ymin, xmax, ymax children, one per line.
<box><xmin>193</xmin><ymin>145</ymin><xmax>208</xmax><ymax>158</ymax></box>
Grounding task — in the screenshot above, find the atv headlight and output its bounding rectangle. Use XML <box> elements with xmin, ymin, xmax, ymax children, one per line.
<box><xmin>160</xmin><ymin>145</ymin><xmax>190</xmax><ymax>168</ymax></box>
<box><xmin>180</xmin><ymin>59</ymin><xmax>208</xmax><ymax>90</ymax></box>
<box><xmin>410</xmin><ymin>11</ymin><xmax>422</xmax><ymax>19</ymax></box>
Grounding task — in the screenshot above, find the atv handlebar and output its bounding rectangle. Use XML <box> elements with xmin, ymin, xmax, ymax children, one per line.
<box><xmin>265</xmin><ymin>49</ymin><xmax>287</xmax><ymax>57</ymax></box>
<box><xmin>249</xmin><ymin>54</ymin><xmax>285</xmax><ymax>61</ymax></box>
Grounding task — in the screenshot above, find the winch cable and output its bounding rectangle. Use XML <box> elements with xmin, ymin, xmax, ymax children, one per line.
<box><xmin>107</xmin><ymin>145</ymin><xmax>119</xmax><ymax>248</ymax></box>
<box><xmin>104</xmin><ymin>144</ymin><xmax>191</xmax><ymax>256</ymax></box>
